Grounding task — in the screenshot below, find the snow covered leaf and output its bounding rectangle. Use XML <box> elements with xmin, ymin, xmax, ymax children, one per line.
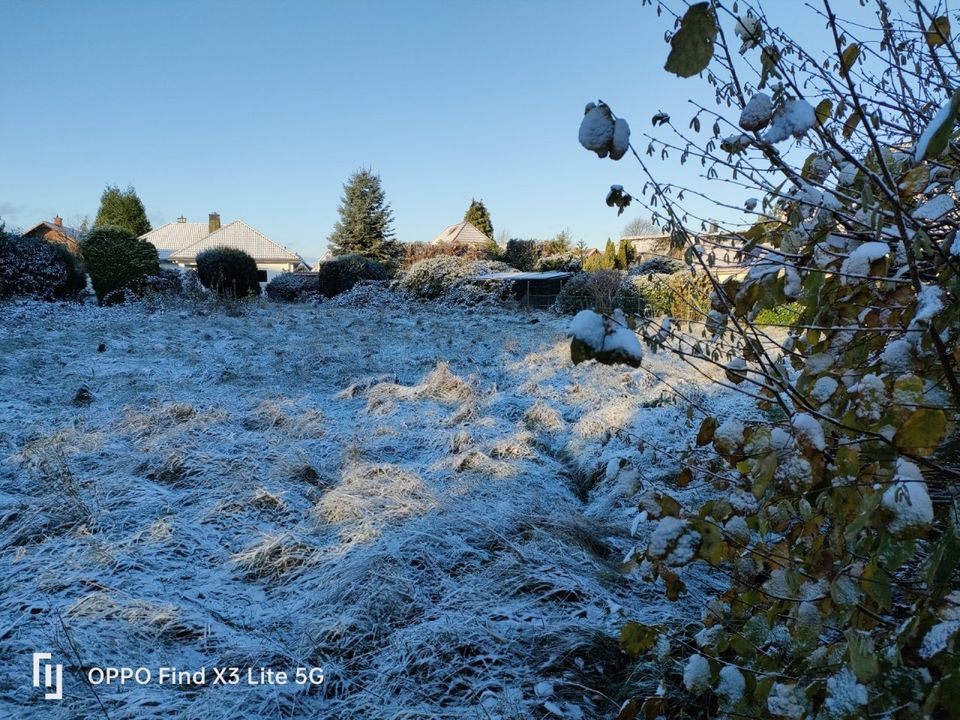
<box><xmin>914</xmin><ymin>89</ymin><xmax>960</xmax><ymax>164</ymax></box>
<box><xmin>579</xmin><ymin>102</ymin><xmax>615</xmax><ymax>157</ymax></box>
<box><xmin>569</xmin><ymin>309</ymin><xmax>643</xmax><ymax>367</ymax></box>
<box><xmin>893</xmin><ymin>408</ymin><xmax>946</xmax><ymax>456</ymax></box>
<box><xmin>926</xmin><ymin>16</ymin><xmax>951</xmax><ymax>47</ymax></box>
<box><xmin>763</xmin><ymin>100</ymin><xmax>817</xmax><ymax>144</ymax></box>
<box><xmin>739</xmin><ymin>93</ymin><xmax>773</xmax><ymax>131</ymax></box>
<box><xmin>734</xmin><ymin>14</ymin><xmax>763</xmax><ymax>53</ymax></box>
<box><xmin>610</xmin><ymin>118</ymin><xmax>631</xmax><ymax>160</ymax></box>
<box><xmin>664</xmin><ymin>3</ymin><xmax>718</xmax><ymax>78</ymax></box>
<box><xmin>606</xmin><ymin>185</ymin><xmax>633</xmax><ymax>215</ymax></box>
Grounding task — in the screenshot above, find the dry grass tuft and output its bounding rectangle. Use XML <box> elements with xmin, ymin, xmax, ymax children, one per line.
<box><xmin>232</xmin><ymin>533</ymin><xmax>318</xmax><ymax>580</ymax></box>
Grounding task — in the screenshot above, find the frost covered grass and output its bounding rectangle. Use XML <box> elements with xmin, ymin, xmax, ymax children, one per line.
<box><xmin>0</xmin><ymin>296</ymin><xmax>751</xmax><ymax>719</ymax></box>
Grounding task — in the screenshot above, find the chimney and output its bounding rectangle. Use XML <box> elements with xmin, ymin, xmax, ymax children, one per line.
<box><xmin>177</xmin><ymin>215</ymin><xmax>187</xmax><ymax>223</ymax></box>
<box><xmin>53</xmin><ymin>215</ymin><xmax>63</xmax><ymax>227</ymax></box>
<box><xmin>208</xmin><ymin>212</ymin><xmax>221</xmax><ymax>233</ymax></box>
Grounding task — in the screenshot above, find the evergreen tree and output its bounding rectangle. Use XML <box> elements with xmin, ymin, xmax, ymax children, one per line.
<box><xmin>616</xmin><ymin>238</ymin><xmax>632</xmax><ymax>268</ymax></box>
<box><xmin>327</xmin><ymin>169</ymin><xmax>402</xmax><ymax>270</ymax></box>
<box><xmin>464</xmin><ymin>198</ymin><xmax>494</xmax><ymax>241</ymax></box>
<box><xmin>94</xmin><ymin>185</ymin><xmax>151</xmax><ymax>237</ymax></box>
<box><xmin>603</xmin><ymin>238</ymin><xmax>617</xmax><ymax>268</ymax></box>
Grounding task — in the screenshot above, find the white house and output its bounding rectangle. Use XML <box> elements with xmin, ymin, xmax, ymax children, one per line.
<box><xmin>140</xmin><ymin>213</ymin><xmax>307</xmax><ymax>281</ymax></box>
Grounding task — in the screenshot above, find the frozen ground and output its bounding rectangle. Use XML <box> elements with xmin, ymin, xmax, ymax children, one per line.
<box><xmin>0</xmin><ymin>292</ymin><xmax>753</xmax><ymax>719</ymax></box>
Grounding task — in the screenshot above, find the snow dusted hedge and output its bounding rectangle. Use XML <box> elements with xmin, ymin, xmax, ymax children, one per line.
<box><xmin>398</xmin><ymin>256</ymin><xmax>514</xmax><ymax>300</ymax></box>
<box><xmin>0</xmin><ymin>232</ymin><xmax>87</xmax><ymax>301</ymax></box>
<box><xmin>266</xmin><ymin>272</ymin><xmax>318</xmax><ymax>302</ymax></box>
<box><xmin>196</xmin><ymin>247</ymin><xmax>261</xmax><ymax>299</ymax></box>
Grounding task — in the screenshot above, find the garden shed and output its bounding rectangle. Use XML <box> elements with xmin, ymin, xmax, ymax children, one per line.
<box><xmin>470</xmin><ymin>270</ymin><xmax>573</xmax><ymax>309</ymax></box>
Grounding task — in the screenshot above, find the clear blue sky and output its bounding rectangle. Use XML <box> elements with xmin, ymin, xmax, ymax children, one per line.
<box><xmin>1</xmin><ymin>0</ymin><xmax>833</xmax><ymax>261</ymax></box>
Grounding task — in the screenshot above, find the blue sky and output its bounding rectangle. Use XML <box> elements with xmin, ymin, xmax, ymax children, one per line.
<box><xmin>1</xmin><ymin>0</ymin><xmax>832</xmax><ymax>261</ymax></box>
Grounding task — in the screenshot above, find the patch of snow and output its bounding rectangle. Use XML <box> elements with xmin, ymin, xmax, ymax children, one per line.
<box><xmin>882</xmin><ymin>460</ymin><xmax>933</xmax><ymax>536</ymax></box>
<box><xmin>611</xmin><ymin>117</ymin><xmax>631</xmax><ymax>160</ymax></box>
<box><xmin>647</xmin><ymin>516</ymin><xmax>701</xmax><ymax>566</ymax></box>
<box><xmin>740</xmin><ymin>93</ymin><xmax>773</xmax><ymax>131</ymax></box>
<box><xmin>914</xmin><ymin>95</ymin><xmax>957</xmax><ymax>163</ymax></box>
<box><xmin>791</xmin><ymin>413</ymin><xmax>825</xmax><ymax>451</ymax></box>
<box><xmin>811</xmin><ymin>376</ymin><xmax>838</xmax><ymax>403</ymax></box>
<box><xmin>570</xmin><ymin>309</ymin><xmax>643</xmax><ymax>364</ymax></box>
<box><xmin>682</xmin><ymin>653</ymin><xmax>711</xmax><ymax>694</ymax></box>
<box><xmin>919</xmin><ymin>620</ymin><xmax>960</xmax><ymax>659</ymax></box>
<box><xmin>716</xmin><ymin>665</ymin><xmax>745</xmax><ymax>705</ymax></box>
<box><xmin>840</xmin><ymin>241</ymin><xmax>889</xmax><ymax>284</ymax></box>
<box><xmin>714</xmin><ymin>417</ymin><xmax>745</xmax><ymax>446</ymax></box>
<box><xmin>579</xmin><ymin>102</ymin><xmax>615</xmax><ymax>158</ymax></box>
<box><xmin>824</xmin><ymin>667</ymin><xmax>868</xmax><ymax>718</ymax></box>
<box><xmin>744</xmin><ymin>197</ymin><xmax>759</xmax><ymax>211</ymax></box>
<box><xmin>767</xmin><ymin>682</ymin><xmax>806</xmax><ymax>718</ymax></box>
<box><xmin>764</xmin><ymin>100</ymin><xmax>817</xmax><ymax>144</ymax></box>
<box><xmin>734</xmin><ymin>14</ymin><xmax>762</xmax><ymax>53</ymax></box>
<box><xmin>913</xmin><ymin>194</ymin><xmax>954</xmax><ymax>221</ymax></box>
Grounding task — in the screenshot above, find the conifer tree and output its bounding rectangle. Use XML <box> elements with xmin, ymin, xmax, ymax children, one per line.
<box><xmin>464</xmin><ymin>198</ymin><xmax>494</xmax><ymax>240</ymax></box>
<box><xmin>327</xmin><ymin>169</ymin><xmax>402</xmax><ymax>270</ymax></box>
<box><xmin>94</xmin><ymin>185</ymin><xmax>151</xmax><ymax>237</ymax></box>
<box><xmin>603</xmin><ymin>238</ymin><xmax>617</xmax><ymax>268</ymax></box>
<box><xmin>616</xmin><ymin>238</ymin><xmax>632</xmax><ymax>268</ymax></box>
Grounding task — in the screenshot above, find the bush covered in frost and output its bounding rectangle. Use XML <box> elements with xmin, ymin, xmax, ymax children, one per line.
<box><xmin>552</xmin><ymin>270</ymin><xmax>643</xmax><ymax>314</ymax></box>
<box><xmin>266</xmin><ymin>272</ymin><xmax>319</xmax><ymax>302</ymax></box>
<box><xmin>316</xmin><ymin>254</ymin><xmax>388</xmax><ymax>298</ymax></box>
<box><xmin>534</xmin><ymin>252</ymin><xmax>583</xmax><ymax>273</ymax></box>
<box><xmin>399</xmin><ymin>256</ymin><xmax>514</xmax><ymax>300</ymax></box>
<box><xmin>578</xmin><ymin>3</ymin><xmax>960</xmax><ymax>717</ymax></box>
<box><xmin>0</xmin><ymin>231</ymin><xmax>87</xmax><ymax>301</ymax></box>
<box><xmin>80</xmin><ymin>226</ymin><xmax>160</xmax><ymax>304</ymax></box>
<box><xmin>195</xmin><ymin>247</ymin><xmax>261</xmax><ymax>299</ymax></box>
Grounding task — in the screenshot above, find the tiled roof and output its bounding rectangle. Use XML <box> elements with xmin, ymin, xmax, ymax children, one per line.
<box><xmin>22</xmin><ymin>221</ymin><xmax>79</xmax><ymax>240</ymax></box>
<box><xmin>432</xmin><ymin>221</ymin><xmax>492</xmax><ymax>246</ymax></box>
<box><xmin>140</xmin><ymin>222</ymin><xmax>209</xmax><ymax>253</ymax></box>
<box><xmin>169</xmin><ymin>220</ymin><xmax>305</xmax><ymax>264</ymax></box>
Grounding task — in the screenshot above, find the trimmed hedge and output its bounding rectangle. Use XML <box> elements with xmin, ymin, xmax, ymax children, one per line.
<box><xmin>81</xmin><ymin>226</ymin><xmax>160</xmax><ymax>304</ymax></box>
<box><xmin>317</xmin><ymin>254</ymin><xmax>388</xmax><ymax>298</ymax></box>
<box><xmin>266</xmin><ymin>272</ymin><xmax>319</xmax><ymax>302</ymax></box>
<box><xmin>0</xmin><ymin>233</ymin><xmax>87</xmax><ymax>301</ymax></box>
<box><xmin>195</xmin><ymin>247</ymin><xmax>261</xmax><ymax>298</ymax></box>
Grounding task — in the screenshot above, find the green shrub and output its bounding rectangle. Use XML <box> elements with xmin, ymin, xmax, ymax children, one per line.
<box><xmin>753</xmin><ymin>301</ymin><xmax>803</xmax><ymax>326</ymax></box>
<box><xmin>316</xmin><ymin>254</ymin><xmax>388</xmax><ymax>298</ymax></box>
<box><xmin>267</xmin><ymin>272</ymin><xmax>319</xmax><ymax>302</ymax></box>
<box><xmin>633</xmin><ymin>271</ymin><xmax>712</xmax><ymax>320</ymax></box>
<box><xmin>80</xmin><ymin>226</ymin><xmax>159</xmax><ymax>304</ymax></box>
<box><xmin>0</xmin><ymin>232</ymin><xmax>87</xmax><ymax>301</ymax></box>
<box><xmin>631</xmin><ymin>257</ymin><xmax>683</xmax><ymax>275</ymax></box>
<box><xmin>553</xmin><ymin>270</ymin><xmax>643</xmax><ymax>314</ymax></box>
<box><xmin>534</xmin><ymin>253</ymin><xmax>583</xmax><ymax>272</ymax></box>
<box><xmin>399</xmin><ymin>256</ymin><xmax>514</xmax><ymax>299</ymax></box>
<box><xmin>195</xmin><ymin>247</ymin><xmax>261</xmax><ymax>298</ymax></box>
<box><xmin>503</xmin><ymin>239</ymin><xmax>538</xmax><ymax>271</ymax></box>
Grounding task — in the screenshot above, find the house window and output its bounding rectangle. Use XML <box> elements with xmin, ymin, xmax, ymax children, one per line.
<box><xmin>257</xmin><ymin>270</ymin><xmax>268</xmax><ymax>283</ymax></box>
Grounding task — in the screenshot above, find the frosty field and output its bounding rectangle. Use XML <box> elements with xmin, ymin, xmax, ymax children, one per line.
<box><xmin>0</xmin><ymin>294</ymin><xmax>751</xmax><ymax>719</ymax></box>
